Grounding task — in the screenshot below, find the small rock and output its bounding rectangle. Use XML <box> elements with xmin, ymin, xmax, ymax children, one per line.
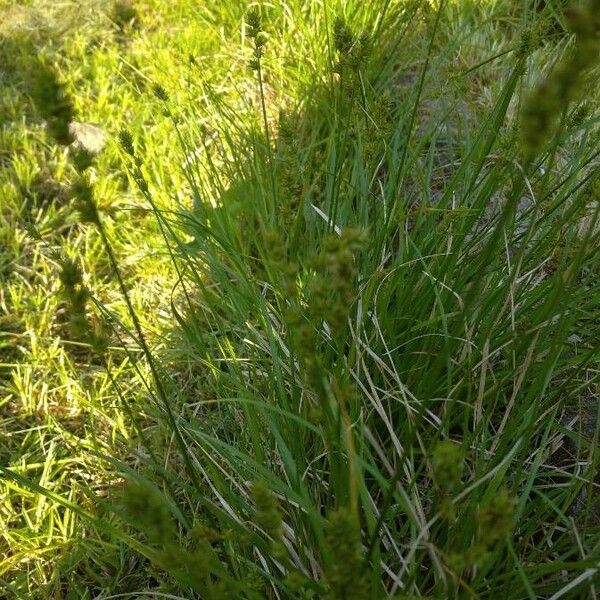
<box><xmin>68</xmin><ymin>121</ymin><xmax>107</xmax><ymax>155</ymax></box>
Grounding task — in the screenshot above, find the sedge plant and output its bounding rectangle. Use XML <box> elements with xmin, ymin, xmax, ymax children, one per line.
<box><xmin>4</xmin><ymin>0</ymin><xmax>599</xmax><ymax>598</ymax></box>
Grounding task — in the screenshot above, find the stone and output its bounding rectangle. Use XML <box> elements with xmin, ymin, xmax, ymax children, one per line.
<box><xmin>68</xmin><ymin>121</ymin><xmax>107</xmax><ymax>155</ymax></box>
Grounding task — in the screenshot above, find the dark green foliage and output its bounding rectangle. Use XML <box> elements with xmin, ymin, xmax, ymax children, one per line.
<box><xmin>98</xmin><ymin>4</ymin><xmax>599</xmax><ymax>594</ymax></box>
<box><xmin>153</xmin><ymin>83</ymin><xmax>169</xmax><ymax>102</ymax></box>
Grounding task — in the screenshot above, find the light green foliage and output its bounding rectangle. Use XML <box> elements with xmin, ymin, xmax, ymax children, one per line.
<box><xmin>0</xmin><ymin>0</ymin><xmax>205</xmax><ymax>594</ymax></box>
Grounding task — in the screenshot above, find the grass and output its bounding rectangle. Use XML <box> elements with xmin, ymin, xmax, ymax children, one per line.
<box><xmin>1</xmin><ymin>0</ymin><xmax>599</xmax><ymax>598</ymax></box>
<box><xmin>0</xmin><ymin>0</ymin><xmax>218</xmax><ymax>594</ymax></box>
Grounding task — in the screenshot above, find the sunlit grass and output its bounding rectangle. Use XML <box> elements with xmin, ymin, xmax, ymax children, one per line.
<box><xmin>0</xmin><ymin>0</ymin><xmax>213</xmax><ymax>594</ymax></box>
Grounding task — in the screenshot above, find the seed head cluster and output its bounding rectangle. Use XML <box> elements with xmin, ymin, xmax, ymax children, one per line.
<box><xmin>323</xmin><ymin>509</ymin><xmax>370</xmax><ymax>600</ymax></box>
<box><xmin>333</xmin><ymin>17</ymin><xmax>372</xmax><ymax>98</ymax></box>
<box><xmin>520</xmin><ymin>0</ymin><xmax>600</xmax><ymax>159</ymax></box>
<box><xmin>246</xmin><ymin>8</ymin><xmax>268</xmax><ymax>71</ymax></box>
<box><xmin>30</xmin><ymin>61</ymin><xmax>75</xmax><ymax>146</ymax></box>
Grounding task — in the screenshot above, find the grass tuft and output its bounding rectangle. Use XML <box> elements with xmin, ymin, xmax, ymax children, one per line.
<box><xmin>1</xmin><ymin>0</ymin><xmax>599</xmax><ymax>598</ymax></box>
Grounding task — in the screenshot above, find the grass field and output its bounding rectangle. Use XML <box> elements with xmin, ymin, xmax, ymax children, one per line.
<box><xmin>1</xmin><ymin>0</ymin><xmax>599</xmax><ymax>598</ymax></box>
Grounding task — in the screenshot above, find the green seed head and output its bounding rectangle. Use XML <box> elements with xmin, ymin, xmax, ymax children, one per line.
<box><xmin>71</xmin><ymin>177</ymin><xmax>100</xmax><ymax>225</ymax></box>
<box><xmin>252</xmin><ymin>480</ymin><xmax>283</xmax><ymax>542</ymax></box>
<box><xmin>477</xmin><ymin>488</ymin><xmax>516</xmax><ymax>546</ymax></box>
<box><xmin>432</xmin><ymin>440</ymin><xmax>464</xmax><ymax>491</ymax></box>
<box><xmin>118</xmin><ymin>128</ymin><xmax>135</xmax><ymax>156</ymax></box>
<box><xmin>120</xmin><ymin>480</ymin><xmax>176</xmax><ymax>544</ymax></box>
<box><xmin>59</xmin><ymin>258</ymin><xmax>83</xmax><ymax>289</ymax></box>
<box><xmin>246</xmin><ymin>8</ymin><xmax>262</xmax><ymax>39</ymax></box>
<box><xmin>153</xmin><ymin>83</ymin><xmax>169</xmax><ymax>102</ymax></box>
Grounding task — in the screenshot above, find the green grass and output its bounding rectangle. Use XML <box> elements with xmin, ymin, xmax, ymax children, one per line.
<box><xmin>0</xmin><ymin>0</ymin><xmax>218</xmax><ymax>595</ymax></box>
<box><xmin>1</xmin><ymin>0</ymin><xmax>599</xmax><ymax>598</ymax></box>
